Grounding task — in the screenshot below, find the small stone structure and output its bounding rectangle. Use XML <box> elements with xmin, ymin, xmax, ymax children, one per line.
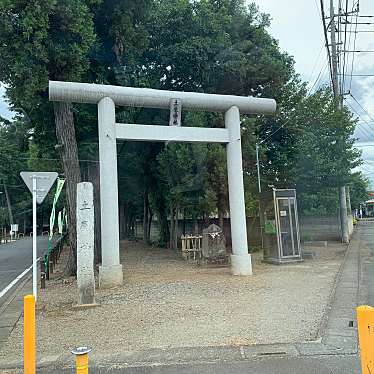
<box><xmin>201</xmin><ymin>224</ymin><xmax>227</xmax><ymax>263</ymax></box>
<box><xmin>76</xmin><ymin>182</ymin><xmax>96</xmax><ymax>305</ymax></box>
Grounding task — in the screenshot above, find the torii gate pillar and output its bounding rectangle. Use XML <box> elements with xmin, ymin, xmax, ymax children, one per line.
<box><xmin>225</xmin><ymin>106</ymin><xmax>252</xmax><ymax>275</ymax></box>
<box><xmin>97</xmin><ymin>97</ymin><xmax>123</xmax><ymax>287</ymax></box>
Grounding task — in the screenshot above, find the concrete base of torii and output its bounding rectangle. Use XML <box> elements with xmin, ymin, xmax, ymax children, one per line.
<box><xmin>99</xmin><ymin>265</ymin><xmax>123</xmax><ymax>288</ymax></box>
<box><xmin>231</xmin><ymin>254</ymin><xmax>252</xmax><ymax>276</ymax></box>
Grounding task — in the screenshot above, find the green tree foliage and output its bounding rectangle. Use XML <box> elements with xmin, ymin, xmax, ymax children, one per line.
<box><xmin>0</xmin><ymin>0</ymin><xmax>96</xmax><ymax>271</ymax></box>
<box><xmin>0</xmin><ymin>116</ymin><xmax>30</xmax><ymax>226</ymax></box>
<box><xmin>349</xmin><ymin>172</ymin><xmax>369</xmax><ymax>210</ymax></box>
<box><xmin>0</xmin><ymin>0</ymin><xmax>367</xmax><ymax>249</ymax></box>
<box><xmin>0</xmin><ymin>0</ymin><xmax>95</xmax><ymax>107</ymax></box>
<box><xmin>257</xmin><ymin>81</ymin><xmax>364</xmax><ymax>215</ymax></box>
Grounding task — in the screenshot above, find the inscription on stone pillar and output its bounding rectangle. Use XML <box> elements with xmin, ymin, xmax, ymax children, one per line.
<box><xmin>77</xmin><ymin>182</ymin><xmax>95</xmax><ymax>305</ymax></box>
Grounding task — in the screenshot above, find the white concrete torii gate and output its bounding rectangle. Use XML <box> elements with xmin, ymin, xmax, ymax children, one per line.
<box><xmin>49</xmin><ymin>81</ymin><xmax>276</xmax><ymax>287</ymax></box>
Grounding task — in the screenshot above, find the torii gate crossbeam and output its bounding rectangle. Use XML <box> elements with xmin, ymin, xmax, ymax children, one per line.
<box><xmin>49</xmin><ymin>81</ymin><xmax>276</xmax><ymax>288</ymax></box>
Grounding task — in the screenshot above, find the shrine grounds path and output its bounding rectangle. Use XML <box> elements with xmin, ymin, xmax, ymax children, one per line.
<box><xmin>0</xmin><ymin>234</ymin><xmax>352</xmax><ymax>371</ymax></box>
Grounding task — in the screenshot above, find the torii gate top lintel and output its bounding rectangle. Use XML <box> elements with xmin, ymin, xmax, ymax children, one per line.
<box><xmin>49</xmin><ymin>81</ymin><xmax>276</xmax><ymax>115</ymax></box>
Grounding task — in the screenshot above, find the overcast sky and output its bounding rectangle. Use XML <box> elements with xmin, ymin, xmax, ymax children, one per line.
<box><xmin>251</xmin><ymin>0</ymin><xmax>374</xmax><ymax>187</ymax></box>
<box><xmin>1</xmin><ymin>1</ymin><xmax>374</xmax><ymax>185</ymax></box>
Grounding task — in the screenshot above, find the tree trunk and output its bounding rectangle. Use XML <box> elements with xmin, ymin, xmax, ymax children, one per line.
<box><xmin>132</xmin><ymin>215</ymin><xmax>136</xmax><ymax>238</ymax></box>
<box><xmin>183</xmin><ymin>209</ymin><xmax>186</xmax><ymax>235</ymax></box>
<box><xmin>217</xmin><ymin>192</ymin><xmax>225</xmax><ymax>229</ymax></box>
<box><xmin>143</xmin><ymin>191</ymin><xmax>149</xmax><ymax>241</ymax></box>
<box><xmin>158</xmin><ymin>208</ymin><xmax>169</xmax><ymax>247</ymax></box>
<box><xmin>87</xmin><ymin>162</ymin><xmax>101</xmax><ymax>265</ymax></box>
<box><xmin>53</xmin><ymin>102</ymin><xmax>81</xmax><ymax>275</ymax></box>
<box><xmin>147</xmin><ymin>211</ymin><xmax>153</xmax><ymax>240</ymax></box>
<box><xmin>128</xmin><ymin>212</ymin><xmax>135</xmax><ymax>238</ymax></box>
<box><xmin>3</xmin><ymin>182</ymin><xmax>13</xmax><ymax>225</ymax></box>
<box><xmin>119</xmin><ymin>203</ymin><xmax>126</xmax><ymax>239</ymax></box>
<box><xmin>204</xmin><ymin>212</ymin><xmax>209</xmax><ymax>226</ymax></box>
<box><xmin>174</xmin><ymin>205</ymin><xmax>179</xmax><ymax>250</ymax></box>
<box><xmin>169</xmin><ymin>204</ymin><xmax>174</xmax><ymax>249</ymax></box>
<box><xmin>193</xmin><ymin>219</ymin><xmax>199</xmax><ymax>235</ymax></box>
<box><xmin>125</xmin><ymin>205</ymin><xmax>131</xmax><ymax>238</ymax></box>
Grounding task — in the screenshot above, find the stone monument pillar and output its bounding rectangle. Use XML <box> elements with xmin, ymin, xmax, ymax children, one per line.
<box><xmin>77</xmin><ymin>182</ymin><xmax>96</xmax><ymax>305</ymax></box>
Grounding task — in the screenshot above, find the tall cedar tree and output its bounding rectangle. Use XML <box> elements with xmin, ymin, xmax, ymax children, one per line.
<box><xmin>0</xmin><ymin>0</ymin><xmax>95</xmax><ymax>273</ymax></box>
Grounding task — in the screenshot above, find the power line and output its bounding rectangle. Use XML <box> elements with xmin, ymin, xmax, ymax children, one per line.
<box><xmin>344</xmin><ymin>22</ymin><xmax>374</xmax><ymax>25</ymax></box>
<box><xmin>356</xmin><ymin>124</ymin><xmax>374</xmax><ymax>140</ymax></box>
<box><xmin>258</xmin><ymin>2</ymin><xmax>331</xmax><ymax>144</ymax></box>
<box><xmin>341</xmin><ymin>50</ymin><xmax>374</xmax><ymax>52</ymax></box>
<box><xmin>345</xmin><ymin>100</ymin><xmax>374</xmax><ymax>139</ymax></box>
<box><xmin>341</xmin><ymin>0</ymin><xmax>350</xmax><ymax>93</ymax></box>
<box><xmin>339</xmin><ymin>73</ymin><xmax>374</xmax><ymax>76</ymax></box>
<box><xmin>345</xmin><ymin>98</ymin><xmax>374</xmax><ymax>134</ymax></box>
<box><xmin>259</xmin><ymin>119</ymin><xmax>290</xmax><ymax>144</ymax></box>
<box><xmin>320</xmin><ymin>0</ymin><xmax>335</xmax><ymax>89</ymax></box>
<box><xmin>344</xmin><ymin>30</ymin><xmax>374</xmax><ymax>32</ymax></box>
<box><xmin>314</xmin><ymin>0</ymin><xmax>321</xmax><ymax>17</ymax></box>
<box><xmin>307</xmin><ymin>59</ymin><xmax>329</xmax><ymax>95</ymax></box>
<box><xmin>349</xmin><ymin>93</ymin><xmax>374</xmax><ymax>122</ymax></box>
<box><xmin>342</xmin><ymin>0</ymin><xmax>357</xmax><ymax>93</ymax></box>
<box><xmin>307</xmin><ymin>43</ymin><xmax>325</xmax><ymax>86</ymax></box>
<box><xmin>348</xmin><ymin>1</ymin><xmax>359</xmax><ymax>91</ymax></box>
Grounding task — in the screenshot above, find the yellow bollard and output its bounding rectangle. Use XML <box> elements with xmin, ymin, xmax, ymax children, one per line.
<box><xmin>72</xmin><ymin>346</ymin><xmax>92</xmax><ymax>374</ymax></box>
<box><xmin>357</xmin><ymin>305</ymin><xmax>374</xmax><ymax>374</ymax></box>
<box><xmin>24</xmin><ymin>294</ymin><xmax>36</xmax><ymax>374</ymax></box>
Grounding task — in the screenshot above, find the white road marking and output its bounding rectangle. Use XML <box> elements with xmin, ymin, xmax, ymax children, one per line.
<box><xmin>0</xmin><ymin>258</ymin><xmax>41</xmax><ymax>299</ymax></box>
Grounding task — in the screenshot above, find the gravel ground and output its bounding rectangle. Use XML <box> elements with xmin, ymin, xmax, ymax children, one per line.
<box><xmin>0</xmin><ymin>240</ymin><xmax>346</xmax><ymax>363</ymax></box>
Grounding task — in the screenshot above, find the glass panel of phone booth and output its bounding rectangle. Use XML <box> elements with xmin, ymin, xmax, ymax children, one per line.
<box><xmin>277</xmin><ymin>198</ymin><xmax>294</xmax><ymax>257</ymax></box>
<box><xmin>262</xmin><ymin>196</ymin><xmax>279</xmax><ymax>260</ymax></box>
<box><xmin>289</xmin><ymin>198</ymin><xmax>300</xmax><ymax>256</ymax></box>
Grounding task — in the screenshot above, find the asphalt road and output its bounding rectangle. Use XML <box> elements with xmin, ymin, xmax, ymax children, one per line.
<box><xmin>0</xmin><ymin>236</ymin><xmax>49</xmax><ymax>307</ymax></box>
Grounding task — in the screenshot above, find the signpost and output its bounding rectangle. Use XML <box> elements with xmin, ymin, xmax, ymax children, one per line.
<box><xmin>20</xmin><ymin>172</ymin><xmax>58</xmax><ymax>300</ymax></box>
<box><xmin>10</xmin><ymin>224</ymin><xmax>18</xmax><ymax>241</ymax></box>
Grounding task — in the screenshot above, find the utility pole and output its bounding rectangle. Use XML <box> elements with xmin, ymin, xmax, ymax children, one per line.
<box><xmin>330</xmin><ymin>0</ymin><xmax>340</xmax><ymax>100</ymax></box>
<box><xmin>330</xmin><ymin>0</ymin><xmax>349</xmax><ymax>243</ymax></box>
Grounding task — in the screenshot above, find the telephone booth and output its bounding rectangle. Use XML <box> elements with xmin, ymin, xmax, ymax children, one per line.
<box><xmin>260</xmin><ymin>189</ymin><xmax>302</xmax><ymax>264</ymax></box>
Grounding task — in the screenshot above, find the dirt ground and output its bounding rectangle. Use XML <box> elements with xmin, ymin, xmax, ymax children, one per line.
<box><xmin>0</xmin><ymin>240</ymin><xmax>346</xmax><ymax>363</ymax></box>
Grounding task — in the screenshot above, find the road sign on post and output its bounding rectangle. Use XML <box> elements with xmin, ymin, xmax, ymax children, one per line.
<box><xmin>10</xmin><ymin>224</ymin><xmax>19</xmax><ymax>241</ymax></box>
<box><xmin>20</xmin><ymin>172</ymin><xmax>58</xmax><ymax>300</ymax></box>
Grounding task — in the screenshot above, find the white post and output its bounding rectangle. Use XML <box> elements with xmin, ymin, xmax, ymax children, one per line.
<box><xmin>32</xmin><ymin>176</ymin><xmax>37</xmax><ymax>299</ymax></box>
<box><xmin>225</xmin><ymin>106</ymin><xmax>252</xmax><ymax>275</ymax></box>
<box><xmin>97</xmin><ymin>97</ymin><xmax>123</xmax><ymax>287</ymax></box>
